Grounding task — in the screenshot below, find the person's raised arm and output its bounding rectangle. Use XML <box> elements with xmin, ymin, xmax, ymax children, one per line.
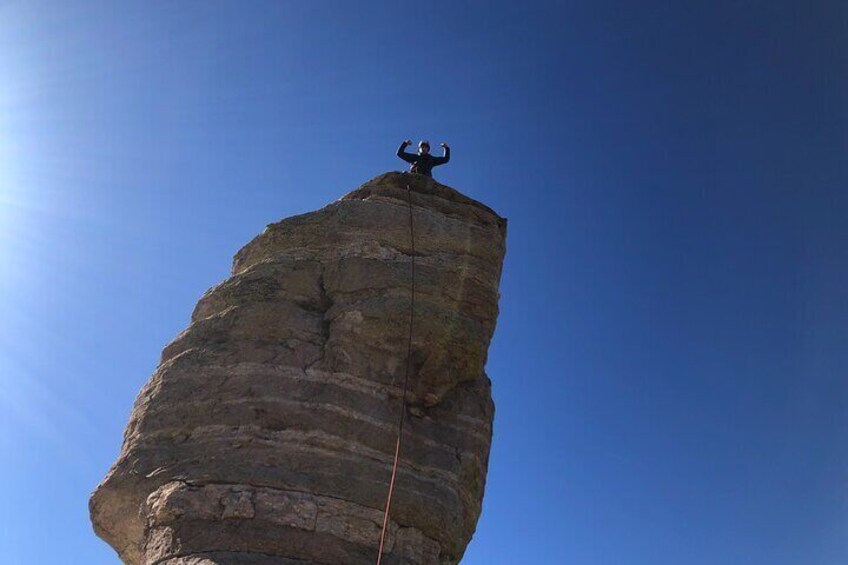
<box><xmin>434</xmin><ymin>142</ymin><xmax>450</xmax><ymax>165</ymax></box>
<box><xmin>396</xmin><ymin>139</ymin><xmax>416</xmax><ymax>163</ymax></box>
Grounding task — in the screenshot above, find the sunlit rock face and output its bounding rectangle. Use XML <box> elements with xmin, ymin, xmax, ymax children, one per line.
<box><xmin>90</xmin><ymin>172</ymin><xmax>507</xmax><ymax>565</ymax></box>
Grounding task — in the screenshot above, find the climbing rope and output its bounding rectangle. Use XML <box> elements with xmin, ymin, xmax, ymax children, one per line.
<box><xmin>376</xmin><ymin>182</ymin><xmax>416</xmax><ymax>564</ymax></box>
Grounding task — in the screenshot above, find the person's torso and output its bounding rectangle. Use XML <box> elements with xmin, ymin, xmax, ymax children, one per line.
<box><xmin>411</xmin><ymin>154</ymin><xmax>436</xmax><ymax>175</ymax></box>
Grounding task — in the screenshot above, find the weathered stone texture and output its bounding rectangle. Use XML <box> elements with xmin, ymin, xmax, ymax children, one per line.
<box><xmin>90</xmin><ymin>172</ymin><xmax>507</xmax><ymax>564</ymax></box>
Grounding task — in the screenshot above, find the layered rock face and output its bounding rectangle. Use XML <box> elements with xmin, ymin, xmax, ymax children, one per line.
<box><xmin>90</xmin><ymin>172</ymin><xmax>507</xmax><ymax>565</ymax></box>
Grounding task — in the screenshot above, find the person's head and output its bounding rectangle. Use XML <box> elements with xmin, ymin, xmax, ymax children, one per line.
<box><xmin>418</xmin><ymin>140</ymin><xmax>430</xmax><ymax>155</ymax></box>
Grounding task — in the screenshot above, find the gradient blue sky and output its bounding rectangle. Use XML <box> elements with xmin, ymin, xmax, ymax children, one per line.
<box><xmin>1</xmin><ymin>1</ymin><xmax>846</xmax><ymax>563</ymax></box>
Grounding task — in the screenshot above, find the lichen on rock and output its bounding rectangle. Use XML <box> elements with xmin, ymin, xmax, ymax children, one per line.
<box><xmin>90</xmin><ymin>172</ymin><xmax>507</xmax><ymax>564</ymax></box>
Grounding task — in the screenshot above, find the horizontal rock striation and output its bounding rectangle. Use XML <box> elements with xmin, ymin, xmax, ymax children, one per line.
<box><xmin>90</xmin><ymin>172</ymin><xmax>507</xmax><ymax>564</ymax></box>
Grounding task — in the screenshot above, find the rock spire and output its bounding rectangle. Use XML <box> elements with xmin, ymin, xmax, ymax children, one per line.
<box><xmin>90</xmin><ymin>172</ymin><xmax>507</xmax><ymax>564</ymax></box>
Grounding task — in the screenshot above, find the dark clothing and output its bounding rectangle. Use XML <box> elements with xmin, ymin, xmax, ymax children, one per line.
<box><xmin>396</xmin><ymin>142</ymin><xmax>450</xmax><ymax>177</ymax></box>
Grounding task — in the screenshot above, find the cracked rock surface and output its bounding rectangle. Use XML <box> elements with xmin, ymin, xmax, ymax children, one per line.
<box><xmin>90</xmin><ymin>172</ymin><xmax>507</xmax><ymax>565</ymax></box>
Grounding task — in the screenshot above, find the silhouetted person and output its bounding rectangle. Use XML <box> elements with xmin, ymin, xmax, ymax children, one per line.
<box><xmin>396</xmin><ymin>139</ymin><xmax>450</xmax><ymax>177</ymax></box>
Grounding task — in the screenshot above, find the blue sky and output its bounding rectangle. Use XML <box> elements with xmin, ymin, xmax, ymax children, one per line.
<box><xmin>1</xmin><ymin>1</ymin><xmax>846</xmax><ymax>563</ymax></box>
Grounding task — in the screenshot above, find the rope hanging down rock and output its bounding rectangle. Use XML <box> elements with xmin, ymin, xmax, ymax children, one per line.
<box><xmin>376</xmin><ymin>182</ymin><xmax>416</xmax><ymax>565</ymax></box>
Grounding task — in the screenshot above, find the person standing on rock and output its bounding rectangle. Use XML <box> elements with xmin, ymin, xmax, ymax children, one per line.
<box><xmin>396</xmin><ymin>139</ymin><xmax>450</xmax><ymax>178</ymax></box>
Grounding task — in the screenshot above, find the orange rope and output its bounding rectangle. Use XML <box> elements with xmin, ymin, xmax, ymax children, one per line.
<box><xmin>376</xmin><ymin>183</ymin><xmax>416</xmax><ymax>564</ymax></box>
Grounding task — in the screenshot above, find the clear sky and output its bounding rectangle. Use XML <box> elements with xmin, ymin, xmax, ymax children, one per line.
<box><xmin>1</xmin><ymin>1</ymin><xmax>846</xmax><ymax>564</ymax></box>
